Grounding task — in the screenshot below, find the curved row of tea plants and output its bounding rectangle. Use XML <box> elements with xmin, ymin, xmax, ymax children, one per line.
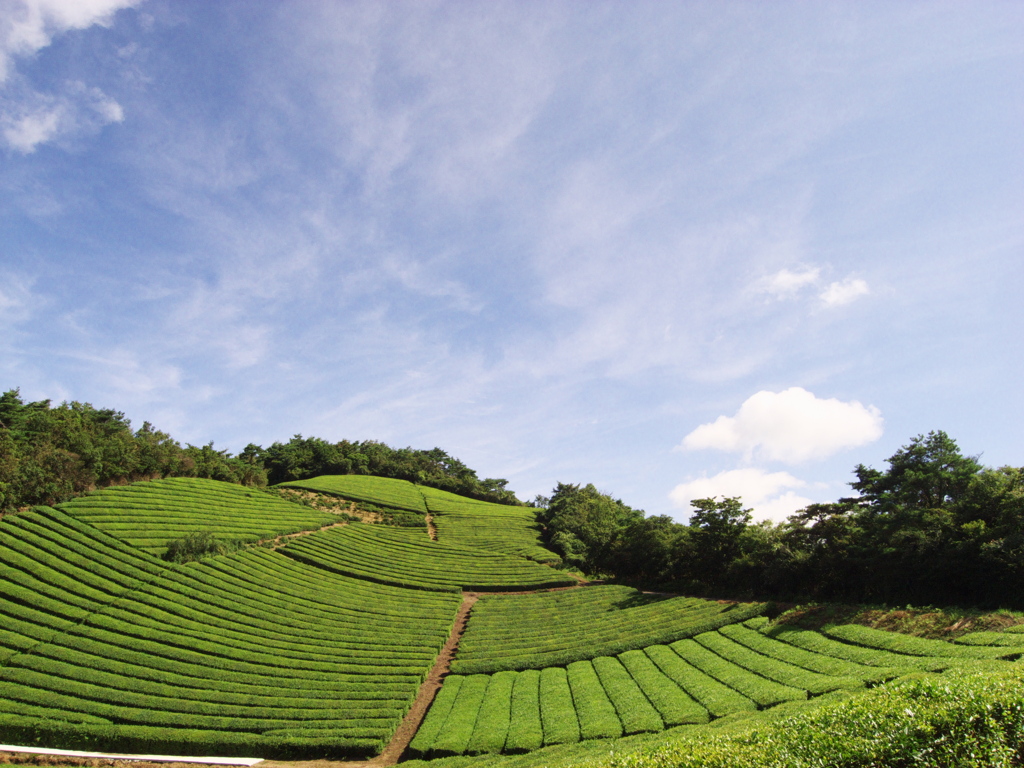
<box><xmin>58</xmin><ymin>478</ymin><xmax>337</xmax><ymax>556</ymax></box>
<box><xmin>411</xmin><ymin>616</ymin><xmax>1022</xmax><ymax>758</ymax></box>
<box><xmin>282</xmin><ymin>523</ymin><xmax>576</xmax><ymax>592</ymax></box>
<box><xmin>402</xmin><ymin>665</ymin><xmax>1024</xmax><ymax>768</ymax></box>
<box><xmin>278</xmin><ymin>475</ymin><xmax>429</xmax><ymax>514</ymax></box>
<box><xmin>452</xmin><ymin>587</ymin><xmax>765</xmax><ymax>673</ymax></box>
<box><xmin>432</xmin><ymin>514</ymin><xmax>557</xmax><ymax>565</ymax></box>
<box><xmin>418</xmin><ymin>487</ymin><xmax>530</xmax><ymax>517</ymax></box>
<box><xmin>0</xmin><ymin>505</ymin><xmax>460</xmax><ymax>759</ymax></box>
<box><xmin>279</xmin><ymin>476</ymin><xmax>559</xmax><ymax>563</ymax></box>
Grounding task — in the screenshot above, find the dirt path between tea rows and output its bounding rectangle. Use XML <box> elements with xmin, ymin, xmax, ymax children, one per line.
<box><xmin>259</xmin><ymin>593</ymin><xmax>479</xmax><ymax>768</ymax></box>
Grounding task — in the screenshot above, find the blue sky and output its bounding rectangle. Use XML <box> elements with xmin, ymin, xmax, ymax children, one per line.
<box><xmin>2</xmin><ymin>1</ymin><xmax>1022</xmax><ymax>521</ymax></box>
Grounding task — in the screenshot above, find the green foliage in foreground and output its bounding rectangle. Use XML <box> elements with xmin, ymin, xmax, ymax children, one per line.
<box><xmin>404</xmin><ymin>666</ymin><xmax>1024</xmax><ymax>768</ymax></box>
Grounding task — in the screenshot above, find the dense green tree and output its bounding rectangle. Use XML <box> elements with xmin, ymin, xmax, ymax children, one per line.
<box><xmin>850</xmin><ymin>430</ymin><xmax>982</xmax><ymax>512</ymax></box>
<box><xmin>687</xmin><ymin>496</ymin><xmax>752</xmax><ymax>577</ymax></box>
<box><xmin>250</xmin><ymin>434</ymin><xmax>518</xmax><ymax>503</ymax></box>
<box><xmin>613</xmin><ymin>515</ymin><xmax>686</xmax><ymax>583</ymax></box>
<box><xmin>538</xmin><ymin>483</ymin><xmax>644</xmax><ymax>574</ymax></box>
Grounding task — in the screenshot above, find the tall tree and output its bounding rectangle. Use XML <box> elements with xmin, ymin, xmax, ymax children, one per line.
<box><xmin>686</xmin><ymin>496</ymin><xmax>752</xmax><ymax>583</ymax></box>
<box><xmin>850</xmin><ymin>430</ymin><xmax>982</xmax><ymax>512</ymax></box>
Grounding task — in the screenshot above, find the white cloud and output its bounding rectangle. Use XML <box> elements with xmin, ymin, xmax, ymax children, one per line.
<box><xmin>680</xmin><ymin>386</ymin><xmax>883</xmax><ymax>463</ymax></box>
<box><xmin>670</xmin><ymin>468</ymin><xmax>813</xmax><ymax>523</ymax></box>
<box><xmin>1</xmin><ymin>0</ymin><xmax>135</xmax><ymax>152</ymax></box>
<box><xmin>820</xmin><ymin>277</ymin><xmax>870</xmax><ymax>307</ymax></box>
<box><xmin>1</xmin><ymin>98</ymin><xmax>58</xmax><ymax>150</ymax></box>
<box><xmin>759</xmin><ymin>266</ymin><xmax>820</xmax><ymax>298</ymax></box>
<box><xmin>755</xmin><ymin>267</ymin><xmax>871</xmax><ymax>310</ymax></box>
<box><xmin>2</xmin><ymin>81</ymin><xmax>124</xmax><ymax>152</ymax></box>
<box><xmin>1</xmin><ymin>0</ymin><xmax>140</xmax><ymax>82</ymax></box>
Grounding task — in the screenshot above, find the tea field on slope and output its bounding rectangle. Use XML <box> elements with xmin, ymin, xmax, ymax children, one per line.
<box><xmin>1</xmin><ymin>474</ymin><xmax>1022</xmax><ymax>765</ymax></box>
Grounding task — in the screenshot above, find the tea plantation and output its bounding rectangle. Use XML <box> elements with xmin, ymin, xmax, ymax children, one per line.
<box><xmin>1</xmin><ymin>474</ymin><xmax>1022</xmax><ymax>766</ymax></box>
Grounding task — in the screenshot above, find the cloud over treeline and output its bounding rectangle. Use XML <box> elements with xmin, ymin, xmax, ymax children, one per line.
<box><xmin>680</xmin><ymin>387</ymin><xmax>883</xmax><ymax>464</ymax></box>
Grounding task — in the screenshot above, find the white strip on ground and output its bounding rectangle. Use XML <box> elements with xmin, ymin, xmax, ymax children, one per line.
<box><xmin>0</xmin><ymin>745</ymin><xmax>263</xmax><ymax>765</ymax></box>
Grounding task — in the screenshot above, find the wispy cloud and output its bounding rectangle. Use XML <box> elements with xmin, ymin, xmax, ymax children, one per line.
<box><xmin>756</xmin><ymin>265</ymin><xmax>870</xmax><ymax>310</ymax></box>
<box><xmin>759</xmin><ymin>267</ymin><xmax>821</xmax><ymax>299</ymax></box>
<box><xmin>820</xmin><ymin>277</ymin><xmax>870</xmax><ymax>307</ymax></box>
<box><xmin>0</xmin><ymin>0</ymin><xmax>139</xmax><ymax>81</ymax></box>
<box><xmin>1</xmin><ymin>78</ymin><xmax>123</xmax><ymax>152</ymax></box>
<box><xmin>0</xmin><ymin>271</ymin><xmax>37</xmax><ymax>341</ymax></box>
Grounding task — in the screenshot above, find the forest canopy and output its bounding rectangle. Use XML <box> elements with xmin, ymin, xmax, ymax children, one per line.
<box><xmin>0</xmin><ymin>388</ymin><xmax>515</xmax><ymax>512</ymax></box>
<box><xmin>539</xmin><ymin>431</ymin><xmax>1024</xmax><ymax>609</ymax></box>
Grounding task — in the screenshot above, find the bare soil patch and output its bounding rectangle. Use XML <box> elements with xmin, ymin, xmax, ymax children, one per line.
<box><xmin>267</xmin><ymin>522</ymin><xmax>350</xmax><ymax>549</ymax></box>
<box><xmin>272</xmin><ymin>490</ymin><xmax>381</xmax><ymax>523</ymax></box>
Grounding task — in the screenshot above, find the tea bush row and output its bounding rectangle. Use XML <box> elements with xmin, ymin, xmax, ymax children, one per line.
<box><xmin>0</xmin><ymin>507</ymin><xmax>460</xmax><ymax>758</ymax></box>
<box><xmin>282</xmin><ymin>523</ymin><xmax>575</xmax><ymax>592</ymax></box>
<box><xmin>411</xmin><ymin>618</ymin><xmax>1022</xmax><ymax>758</ymax></box>
<box><xmin>59</xmin><ymin>478</ymin><xmax>336</xmax><ymax>556</ymax></box>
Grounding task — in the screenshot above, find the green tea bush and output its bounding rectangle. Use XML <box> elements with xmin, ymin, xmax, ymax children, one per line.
<box><xmin>567</xmin><ymin>660</ymin><xmax>623</xmax><ymax>740</ymax></box>
<box><xmin>505</xmin><ymin>670</ymin><xmax>543</xmax><ymax>754</ymax></box>
<box><xmin>592</xmin><ymin>657</ymin><xmax>663</xmax><ymax>735</ymax></box>
<box><xmin>579</xmin><ymin>667</ymin><xmax>1024</xmax><ymax>768</ymax></box>
<box><xmin>670</xmin><ymin>639</ymin><xmax>806</xmax><ymax>709</ymax></box>
<box><xmin>823</xmin><ymin>624</ymin><xmax>1014</xmax><ymax>659</ymax></box>
<box><xmin>694</xmin><ymin>631</ymin><xmax>863</xmax><ymax>696</ymax></box>
<box><xmin>539</xmin><ymin>667</ymin><xmax>580</xmax><ymax>745</ymax></box>
<box><xmin>454</xmin><ymin>589</ymin><xmax>765</xmax><ymax>674</ymax></box>
<box><xmin>466</xmin><ymin>672</ymin><xmax>516</xmax><ymax>754</ymax></box>
<box><xmin>409</xmin><ymin>676</ymin><xmax>466</xmax><ymax>758</ymax></box>
<box><xmin>60</xmin><ymin>478</ymin><xmax>336</xmax><ymax>556</ymax></box>
<box><xmin>644</xmin><ymin>644</ymin><xmax>756</xmax><ymax>718</ymax></box>
<box><xmin>429</xmin><ymin>675</ymin><xmax>491</xmax><ymax>757</ymax></box>
<box><xmin>619</xmin><ymin>650</ymin><xmax>708</xmax><ymax>726</ymax></box>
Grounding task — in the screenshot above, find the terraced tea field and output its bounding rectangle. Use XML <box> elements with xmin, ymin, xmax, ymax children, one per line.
<box><xmin>0</xmin><ymin>475</ymin><xmax>575</xmax><ymax>758</ymax></box>
<box><xmin>2</xmin><ymin>474</ymin><xmax>1021</xmax><ymax>764</ymax></box>
<box><xmin>278</xmin><ymin>475</ymin><xmax>429</xmax><ymax>514</ymax></box>
<box><xmin>452</xmin><ymin>586</ymin><xmax>765</xmax><ymax>674</ymax></box>
<box><xmin>59</xmin><ymin>477</ymin><xmax>337</xmax><ymax>556</ymax></box>
<box><xmin>0</xmin><ymin>505</ymin><xmax>458</xmax><ymax>758</ymax></box>
<box><xmin>410</xmin><ymin>614</ymin><xmax>1023</xmax><ymax>758</ymax></box>
<box><xmin>281</xmin><ymin>523</ymin><xmax>575</xmax><ymax>592</ymax></box>
<box><xmin>278</xmin><ymin>476</ymin><xmax>556</xmax><ymax>563</ymax></box>
<box><xmin>420</xmin><ymin>489</ymin><xmax>556</xmax><ymax>564</ymax></box>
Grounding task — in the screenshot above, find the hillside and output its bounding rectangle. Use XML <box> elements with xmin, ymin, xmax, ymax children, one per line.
<box><xmin>1</xmin><ymin>474</ymin><xmax>1024</xmax><ymax>766</ymax></box>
